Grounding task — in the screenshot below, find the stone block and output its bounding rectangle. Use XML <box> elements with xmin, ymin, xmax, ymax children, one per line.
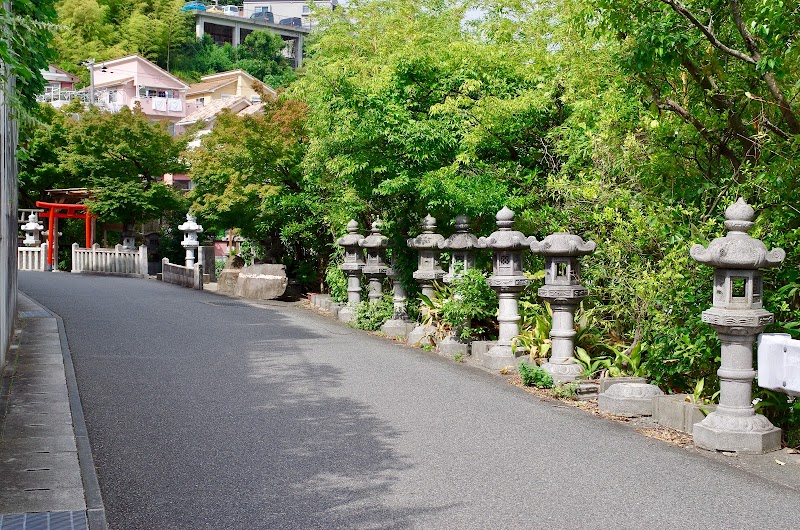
<box><xmin>381</xmin><ymin>319</ymin><xmax>414</xmax><ymax>339</ymax></box>
<box><xmin>234</xmin><ymin>264</ymin><xmax>288</xmax><ymax>300</ymax></box>
<box><xmin>338</xmin><ymin>305</ymin><xmax>356</xmax><ymax>323</ymax></box>
<box><xmin>599</xmin><ymin>376</ymin><xmax>648</xmax><ymax>394</ymax></box>
<box><xmin>653</xmin><ymin>394</ymin><xmax>719</xmax><ymax>434</ymax></box>
<box><xmin>438</xmin><ymin>337</ymin><xmax>468</xmax><ymax>357</ymax></box>
<box><xmin>471</xmin><ymin>341</ymin><xmax>498</xmax><ymax>363</ymax></box>
<box><xmin>217</xmin><ymin>268</ymin><xmax>240</xmax><ymax>294</ymax></box>
<box><xmin>407</xmin><ymin>324</ymin><xmax>435</xmax><ymax>347</ymax></box>
<box><xmin>575</xmin><ymin>383</ymin><xmax>599</xmax><ymax>400</ymax></box>
<box><xmin>598</xmin><ymin>383</ymin><xmax>663</xmax><ymax>417</ymax></box>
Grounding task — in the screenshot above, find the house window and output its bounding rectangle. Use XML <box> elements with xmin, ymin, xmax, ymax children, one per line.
<box><xmin>302</xmin><ymin>4</ymin><xmax>310</xmax><ymax>14</ymax></box>
<box><xmin>255</xmin><ymin>5</ymin><xmax>272</xmax><ymax>12</ymax></box>
<box><xmin>197</xmin><ymin>97</ymin><xmax>205</xmax><ymax>106</ymax></box>
<box><xmin>139</xmin><ymin>87</ymin><xmax>177</xmax><ymax>98</ymax></box>
<box><xmin>108</xmin><ymin>90</ymin><xmax>117</xmax><ymax>103</ymax></box>
<box><xmin>251</xmin><ymin>95</ymin><xmax>261</xmax><ymax>103</ymax></box>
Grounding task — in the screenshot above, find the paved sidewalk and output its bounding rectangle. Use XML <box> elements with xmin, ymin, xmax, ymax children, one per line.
<box><xmin>0</xmin><ymin>292</ymin><xmax>106</xmax><ymax>530</ymax></box>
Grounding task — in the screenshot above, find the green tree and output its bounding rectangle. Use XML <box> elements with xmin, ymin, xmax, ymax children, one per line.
<box><xmin>186</xmin><ymin>99</ymin><xmax>321</xmax><ymax>285</ymax></box>
<box><xmin>18</xmin><ymin>104</ymin><xmax>80</xmax><ymax>208</ymax></box>
<box><xmin>66</xmin><ymin>106</ymin><xmax>188</xmax><ymax>224</ymax></box>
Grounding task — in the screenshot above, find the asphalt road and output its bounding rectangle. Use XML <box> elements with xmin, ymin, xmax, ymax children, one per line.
<box><xmin>18</xmin><ymin>272</ymin><xmax>800</xmax><ymax>529</ymax></box>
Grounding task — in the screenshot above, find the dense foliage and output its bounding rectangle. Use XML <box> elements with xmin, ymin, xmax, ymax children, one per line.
<box><xmin>19</xmin><ymin>103</ymin><xmax>188</xmax><ymax>223</ymax></box>
<box><xmin>27</xmin><ymin>0</ymin><xmax>800</xmax><ymax>440</ymax></box>
<box><xmin>2</xmin><ymin>0</ymin><xmax>57</xmax><ymax>112</ymax></box>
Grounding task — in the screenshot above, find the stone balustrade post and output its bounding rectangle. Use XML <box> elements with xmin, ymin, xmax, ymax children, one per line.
<box><xmin>690</xmin><ymin>197</ymin><xmax>785</xmax><ymax>454</ymax></box>
<box><xmin>336</xmin><ymin>220</ymin><xmax>366</xmax><ymax>323</ymax></box>
<box><xmin>478</xmin><ymin>207</ymin><xmax>536</xmax><ymax>370</ymax></box>
<box><xmin>531</xmin><ymin>232</ymin><xmax>596</xmax><ymax>382</ymax></box>
<box><xmin>406</xmin><ymin>215</ymin><xmax>445</xmax><ymax>346</ymax></box>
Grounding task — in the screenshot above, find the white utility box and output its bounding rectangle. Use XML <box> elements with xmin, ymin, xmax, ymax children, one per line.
<box><xmin>757</xmin><ymin>333</ymin><xmax>800</xmax><ymax>397</ymax></box>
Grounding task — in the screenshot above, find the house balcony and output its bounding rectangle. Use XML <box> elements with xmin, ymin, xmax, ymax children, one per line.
<box><xmin>96</xmin><ymin>91</ymin><xmax>201</xmax><ymax>121</ymax></box>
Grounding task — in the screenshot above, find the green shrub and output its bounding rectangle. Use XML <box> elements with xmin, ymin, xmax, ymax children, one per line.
<box><xmin>353</xmin><ymin>295</ymin><xmax>394</xmax><ymax>331</ymax></box>
<box><xmin>519</xmin><ymin>362</ymin><xmax>554</xmax><ymax>388</ymax></box>
<box><xmin>553</xmin><ymin>382</ymin><xmax>579</xmax><ymax>399</ymax></box>
<box><xmin>325</xmin><ymin>262</ymin><xmax>348</xmax><ymax>303</ymax></box>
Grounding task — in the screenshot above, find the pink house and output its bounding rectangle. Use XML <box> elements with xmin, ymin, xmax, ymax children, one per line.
<box><xmin>91</xmin><ymin>55</ymin><xmax>202</xmax><ymax>124</ymax></box>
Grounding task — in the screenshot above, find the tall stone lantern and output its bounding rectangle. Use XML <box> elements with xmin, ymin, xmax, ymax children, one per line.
<box><xmin>690</xmin><ymin>198</ymin><xmax>785</xmax><ymax>453</ymax></box>
<box><xmin>406</xmin><ymin>215</ymin><xmax>445</xmax><ymax>345</ymax></box>
<box><xmin>178</xmin><ymin>214</ymin><xmax>203</xmax><ymax>267</ymax></box>
<box><xmin>381</xmin><ymin>259</ymin><xmax>413</xmax><ymax>339</ymax></box>
<box><xmin>336</xmin><ymin>220</ymin><xmax>365</xmax><ymax>323</ymax></box>
<box><xmin>121</xmin><ymin>223</ymin><xmax>137</xmax><ymax>250</ymax></box>
<box><xmin>22</xmin><ymin>213</ymin><xmax>44</xmax><ymax>247</ymax></box>
<box><xmin>438</xmin><ymin>214</ymin><xmax>481</xmax><ymax>355</ymax></box>
<box><xmin>478</xmin><ymin>207</ymin><xmax>537</xmax><ymax>370</ymax></box>
<box><xmin>440</xmin><ymin>215</ymin><xmax>480</xmax><ymax>283</ymax></box>
<box><xmin>531</xmin><ymin>232</ymin><xmax>596</xmax><ymax>382</ymax></box>
<box><xmin>359</xmin><ymin>220</ymin><xmax>389</xmax><ymax>304</ymax></box>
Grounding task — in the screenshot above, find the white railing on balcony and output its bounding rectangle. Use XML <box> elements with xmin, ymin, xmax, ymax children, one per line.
<box><xmin>71</xmin><ymin>243</ymin><xmax>148</xmax><ymax>277</ymax></box>
<box><xmin>161</xmin><ymin>258</ymin><xmax>203</xmax><ymax>290</ymax></box>
<box><xmin>17</xmin><ymin>244</ymin><xmax>47</xmax><ymax>271</ymax></box>
<box><xmin>36</xmin><ymin>88</ymin><xmax>90</xmax><ymax>104</ymax></box>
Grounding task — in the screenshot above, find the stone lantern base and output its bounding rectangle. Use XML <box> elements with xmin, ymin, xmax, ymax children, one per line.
<box><xmin>480</xmin><ymin>344</ymin><xmax>517</xmax><ymax>371</ymax></box>
<box><xmin>693</xmin><ymin>412</ymin><xmax>781</xmax><ymax>454</ymax></box>
<box><xmin>541</xmin><ymin>360</ymin><xmax>583</xmax><ymax>383</ymax></box>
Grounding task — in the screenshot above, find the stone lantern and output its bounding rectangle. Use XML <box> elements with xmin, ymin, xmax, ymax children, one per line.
<box><xmin>381</xmin><ymin>259</ymin><xmax>414</xmax><ymax>339</ymax></box>
<box><xmin>121</xmin><ymin>222</ymin><xmax>137</xmax><ymax>250</ymax></box>
<box><xmin>406</xmin><ymin>214</ymin><xmax>446</xmax><ymax>345</ymax></box>
<box><xmin>438</xmin><ymin>214</ymin><xmax>481</xmax><ymax>355</ymax></box>
<box><xmin>359</xmin><ymin>220</ymin><xmax>389</xmax><ymax>304</ymax></box>
<box><xmin>178</xmin><ymin>213</ymin><xmax>203</xmax><ymax>267</ymax></box>
<box><xmin>336</xmin><ymin>220</ymin><xmax>365</xmax><ymax>323</ymax></box>
<box><xmin>531</xmin><ymin>232</ymin><xmax>596</xmax><ymax>382</ymax></box>
<box><xmin>478</xmin><ymin>207</ymin><xmax>537</xmax><ymax>370</ymax></box>
<box><xmin>22</xmin><ymin>213</ymin><xmax>44</xmax><ymax>247</ymax></box>
<box><xmin>440</xmin><ymin>215</ymin><xmax>480</xmax><ymax>283</ymax></box>
<box><xmin>690</xmin><ymin>198</ymin><xmax>785</xmax><ymax>453</ymax></box>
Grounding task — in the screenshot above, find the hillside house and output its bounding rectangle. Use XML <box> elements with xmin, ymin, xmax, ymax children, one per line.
<box><xmin>91</xmin><ymin>55</ymin><xmax>202</xmax><ymax>125</ymax></box>
<box><xmin>38</xmin><ymin>65</ymin><xmax>83</xmax><ymax>107</ymax></box>
<box><xmin>186</xmin><ymin>70</ymin><xmax>276</xmax><ymax>107</ymax></box>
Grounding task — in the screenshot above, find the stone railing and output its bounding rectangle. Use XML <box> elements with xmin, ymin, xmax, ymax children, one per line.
<box><xmin>17</xmin><ymin>244</ymin><xmax>47</xmax><ymax>271</ymax></box>
<box><xmin>161</xmin><ymin>258</ymin><xmax>203</xmax><ymax>290</ymax></box>
<box><xmin>71</xmin><ymin>243</ymin><xmax>148</xmax><ymax>278</ymax></box>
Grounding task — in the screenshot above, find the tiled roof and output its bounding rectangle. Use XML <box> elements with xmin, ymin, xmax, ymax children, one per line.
<box><xmin>186</xmin><ymin>78</ymin><xmax>237</xmax><ymax>96</ymax></box>
<box><xmin>177</xmin><ymin>97</ymin><xmax>252</xmax><ymax>126</ymax></box>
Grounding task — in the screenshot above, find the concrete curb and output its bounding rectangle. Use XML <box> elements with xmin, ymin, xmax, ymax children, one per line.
<box><xmin>18</xmin><ymin>292</ymin><xmax>108</xmax><ymax>530</ymax></box>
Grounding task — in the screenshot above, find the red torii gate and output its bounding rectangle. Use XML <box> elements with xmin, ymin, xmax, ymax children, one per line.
<box><xmin>35</xmin><ymin>201</ymin><xmax>95</xmax><ymax>268</ymax></box>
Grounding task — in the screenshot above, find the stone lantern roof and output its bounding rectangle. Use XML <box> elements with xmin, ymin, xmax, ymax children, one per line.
<box><xmin>439</xmin><ymin>215</ymin><xmax>480</xmax><ymax>251</ymax></box>
<box><xmin>359</xmin><ymin>220</ymin><xmax>388</xmax><ymax>250</ymax></box>
<box><xmin>178</xmin><ymin>213</ymin><xmax>203</xmax><ymax>235</ymax></box>
<box><xmin>690</xmin><ymin>198</ymin><xmax>785</xmax><ymax>269</ymax></box>
<box><xmin>336</xmin><ymin>219</ymin><xmax>366</xmax><ymax>248</ymax></box>
<box><xmin>407</xmin><ymin>215</ymin><xmax>445</xmax><ymax>250</ymax></box>
<box><xmin>477</xmin><ymin>207</ymin><xmax>536</xmax><ymax>250</ymax></box>
<box><xmin>530</xmin><ymin>232</ymin><xmax>596</xmax><ymax>256</ymax></box>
